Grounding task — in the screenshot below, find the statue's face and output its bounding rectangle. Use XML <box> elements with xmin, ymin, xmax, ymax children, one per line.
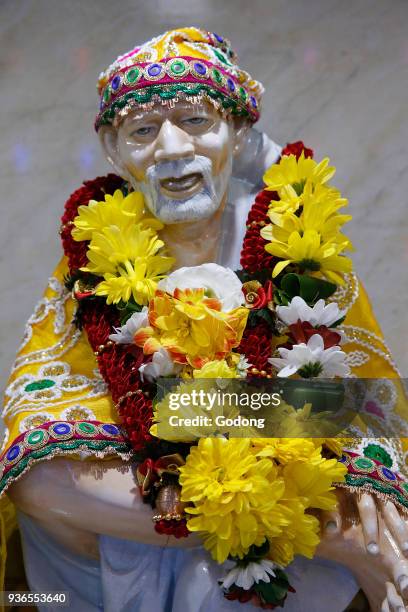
<box><xmin>100</xmin><ymin>101</ymin><xmax>241</xmax><ymax>224</ymax></box>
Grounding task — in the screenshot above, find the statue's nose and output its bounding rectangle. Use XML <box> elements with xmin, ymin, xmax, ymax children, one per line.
<box><xmin>154</xmin><ymin>120</ymin><xmax>194</xmax><ymax>163</ymax></box>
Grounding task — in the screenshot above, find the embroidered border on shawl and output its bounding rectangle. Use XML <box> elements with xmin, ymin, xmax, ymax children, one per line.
<box><xmin>342</xmin><ymin>324</ymin><xmax>400</xmax><ymax>375</ymax></box>
<box><xmin>0</xmin><ymin>421</ymin><xmax>131</xmax><ymax>496</ymax></box>
<box><xmin>336</xmin><ymin>450</ymin><xmax>408</xmax><ymax>512</ymax></box>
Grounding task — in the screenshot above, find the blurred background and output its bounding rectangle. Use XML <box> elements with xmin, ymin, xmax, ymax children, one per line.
<box><xmin>1</xmin><ymin>0</ymin><xmax>407</xmax><ymax>410</ymax></box>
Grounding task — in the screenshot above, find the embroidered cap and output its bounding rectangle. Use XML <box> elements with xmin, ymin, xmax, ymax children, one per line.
<box><xmin>95</xmin><ymin>26</ymin><xmax>264</xmax><ymax>130</ymax></box>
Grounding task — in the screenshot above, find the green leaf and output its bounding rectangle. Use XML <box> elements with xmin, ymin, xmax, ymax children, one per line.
<box><xmin>330</xmin><ymin>315</ymin><xmax>346</xmax><ymax>328</ymax></box>
<box><xmin>117</xmin><ymin>300</ymin><xmax>144</xmax><ymax>324</ymax></box>
<box><xmin>280</xmin><ymin>273</ymin><xmax>337</xmax><ymax>305</ymax></box>
<box><xmin>231</xmin><ymin>541</ymin><xmax>270</xmax><ymax>565</ymax></box>
<box><xmin>254</xmin><ymin>571</ymin><xmax>291</xmax><ymax>605</ymax></box>
<box><xmin>248</xmin><ymin>308</ymin><xmax>276</xmax><ymax>330</ymax></box>
<box><xmin>235</xmin><ymin>269</ymin><xmax>272</xmax><ymax>285</ymax></box>
<box><xmin>245</xmin><ymin>541</ymin><xmax>270</xmax><ymax>562</ymax></box>
<box><xmin>274</xmin><ymin>288</ymin><xmax>290</xmax><ymax>306</ymax></box>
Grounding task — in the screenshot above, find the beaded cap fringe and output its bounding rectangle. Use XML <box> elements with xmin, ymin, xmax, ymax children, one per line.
<box><xmin>113</xmin><ymin>90</ymin><xmax>231</xmax><ymax>128</ymax></box>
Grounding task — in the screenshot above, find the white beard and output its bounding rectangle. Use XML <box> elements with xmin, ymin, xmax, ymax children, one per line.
<box><xmin>128</xmin><ymin>155</ymin><xmax>232</xmax><ymax>224</ymax></box>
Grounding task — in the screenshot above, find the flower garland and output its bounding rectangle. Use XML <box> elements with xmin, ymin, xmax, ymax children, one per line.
<box><xmin>61</xmin><ymin>141</ymin><xmax>355</xmax><ymax>608</ymax></box>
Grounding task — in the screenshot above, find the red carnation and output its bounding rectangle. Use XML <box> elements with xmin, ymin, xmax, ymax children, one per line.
<box><xmin>237</xmin><ymin>321</ymin><xmax>273</xmax><ymax>374</ymax></box>
<box><xmin>246</xmin><ymin>190</ymin><xmax>274</xmax><ymax>223</ymax></box>
<box><xmin>240</xmin><ymin>190</ymin><xmax>276</xmax><ymax>274</ymax></box>
<box><xmin>80</xmin><ymin>299</ymin><xmax>118</xmax><ymax>348</ymax></box>
<box><xmin>118</xmin><ymin>391</ymin><xmax>153</xmax><ymax>451</ymax></box>
<box><xmin>281</xmin><ymin>141</ymin><xmax>314</xmax><ymax>160</ymax></box>
<box><xmin>286</xmin><ymin>320</ymin><xmax>341</xmax><ymax>349</ymax></box>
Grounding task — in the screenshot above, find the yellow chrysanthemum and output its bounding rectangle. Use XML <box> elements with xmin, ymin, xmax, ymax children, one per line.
<box><xmin>252</xmin><ymin>437</ymin><xmax>344</xmax><ymax>464</ymax></box>
<box><xmin>262</xmin><ymin>223</ymin><xmax>351</xmax><ymax>256</ymax></box>
<box><xmin>179</xmin><ymin>438</ymin><xmax>289</xmax><ymax>563</ymax></box>
<box><xmin>282</xmin><ymin>446</ymin><xmax>347</xmax><ymax>510</ymax></box>
<box><xmin>192</xmin><ymin>359</ymin><xmax>237</xmax><ymax>379</ymax></box>
<box><xmin>178</xmin><ymin>437</ymin><xmax>346</xmax><ymax>566</ymax></box>
<box><xmin>150</xmin><ymin>379</ymin><xmax>224</xmax><ymax>442</ymax></box>
<box><xmin>261</xmin><ymin>155</ymin><xmax>353</xmax><ymax>285</ymax></box>
<box><xmin>314</xmin><ymin>438</ymin><xmax>344</xmax><ymax>457</ymax></box>
<box><xmin>265</xmin><ymin>447</ymin><xmax>345</xmax><ymax>566</ymax></box>
<box><xmin>265</xmin><ymin>229</ymin><xmax>352</xmax><ymax>285</ymax></box>
<box><xmin>94</xmin><ymin>262</ymin><xmax>170</xmax><ymax>305</ymax></box>
<box><xmin>82</xmin><ymin>225</ymin><xmax>174</xmax><ymax>305</ymax></box>
<box><xmin>237</xmin><ymin>401</ymin><xmax>338</xmax><ymax>439</ymax></box>
<box><xmin>134</xmin><ymin>289</ymin><xmax>248</xmax><ymax>368</ymax></box>
<box><xmin>252</xmin><ymin>438</ymin><xmax>318</xmax><ymax>464</ymax></box>
<box><xmin>263</xmin><ymin>183</ymin><xmax>352</xmax><ymax>247</ymax></box>
<box><xmin>83</xmin><ymin>225</ymin><xmax>164</xmax><ymax>275</ymax></box>
<box><xmin>72</xmin><ymin>189</ymin><xmax>162</xmax><ymax>241</ymax></box>
<box><xmin>268</xmin><ymin>500</ymin><xmax>321</xmax><ymax>566</ymax></box>
<box><xmin>263</xmin><ymin>153</ymin><xmax>335</xmax><ymax>195</ymax></box>
<box><xmin>149</xmin><ymin>378</ymin><xmax>259</xmax><ymax>442</ymax></box>
<box><xmin>266</xmin><ymin>181</ymin><xmax>345</xmax><ymax>221</ymax></box>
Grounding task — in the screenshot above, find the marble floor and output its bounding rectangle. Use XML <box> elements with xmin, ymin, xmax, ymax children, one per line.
<box><xmin>0</xmin><ymin>0</ymin><xmax>407</xmax><ymax>409</ymax></box>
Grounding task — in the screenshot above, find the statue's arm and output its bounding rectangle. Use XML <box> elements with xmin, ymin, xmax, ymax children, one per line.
<box><xmin>8</xmin><ymin>457</ymin><xmax>201</xmax><ymax>553</ymax></box>
<box><xmin>314</xmin><ymin>275</ymin><xmax>408</xmax><ymax>609</ymax></box>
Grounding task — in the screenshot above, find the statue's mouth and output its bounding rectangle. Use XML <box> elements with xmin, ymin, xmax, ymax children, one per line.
<box><xmin>159</xmin><ymin>172</ymin><xmax>203</xmax><ymax>196</ymax></box>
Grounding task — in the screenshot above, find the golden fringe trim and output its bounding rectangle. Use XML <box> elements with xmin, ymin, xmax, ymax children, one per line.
<box><xmin>113</xmin><ymin>91</ymin><xmax>230</xmax><ymax>128</ymax></box>
<box><xmin>335</xmin><ymin>482</ymin><xmax>408</xmax><ymax>516</ymax></box>
<box><xmin>0</xmin><ymin>444</ymin><xmax>133</xmax><ymax>498</ymax></box>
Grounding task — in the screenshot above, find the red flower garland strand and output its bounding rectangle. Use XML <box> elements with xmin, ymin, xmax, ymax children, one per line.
<box><xmin>238</xmin><ymin>141</ymin><xmax>314</xmax><ymax>376</ymax></box>
<box><xmin>61</xmin><ymin>174</ymin><xmax>123</xmax><ymax>271</ymax></box>
<box><xmin>237</xmin><ymin>320</ymin><xmax>274</xmax><ymax>376</ymax></box>
<box><xmin>61</xmin><ymin>175</ymin><xmax>154</xmax><ymax>452</ymax></box>
<box><xmin>240</xmin><ymin>189</ymin><xmax>276</xmax><ymax>274</ymax></box>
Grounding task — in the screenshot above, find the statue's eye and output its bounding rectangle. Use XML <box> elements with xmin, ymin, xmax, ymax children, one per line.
<box><xmin>180</xmin><ymin>116</ymin><xmax>211</xmax><ymax>133</ymax></box>
<box><xmin>131</xmin><ymin>126</ymin><xmax>154</xmax><ymax>137</ymax></box>
<box><xmin>182</xmin><ymin>117</ymin><xmax>208</xmax><ymax>126</ymax></box>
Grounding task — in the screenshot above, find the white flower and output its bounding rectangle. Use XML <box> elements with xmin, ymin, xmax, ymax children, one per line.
<box><xmin>157</xmin><ymin>263</ymin><xmax>244</xmax><ymax>311</ymax></box>
<box><xmin>139</xmin><ymin>348</ymin><xmax>181</xmax><ymax>382</ymax></box>
<box><xmin>276</xmin><ymin>296</ymin><xmax>345</xmax><ymax>328</ymax></box>
<box><xmin>269</xmin><ymin>333</ymin><xmax>350</xmax><ymax>378</ymax></box>
<box><xmin>237</xmin><ymin>354</ymin><xmax>252</xmax><ymax>378</ymax></box>
<box><xmin>221</xmin><ymin>559</ymin><xmax>278</xmax><ymax>591</ymax></box>
<box><xmin>109</xmin><ymin>307</ymin><xmax>148</xmax><ymax>344</ymax></box>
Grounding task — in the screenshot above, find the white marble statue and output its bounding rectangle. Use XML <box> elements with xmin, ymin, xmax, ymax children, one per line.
<box><xmin>4</xmin><ymin>27</ymin><xmax>408</xmax><ymax>612</ymax></box>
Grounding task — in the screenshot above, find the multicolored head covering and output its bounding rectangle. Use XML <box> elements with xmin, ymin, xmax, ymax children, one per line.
<box><xmin>95</xmin><ymin>27</ymin><xmax>264</xmax><ymax>130</ymax></box>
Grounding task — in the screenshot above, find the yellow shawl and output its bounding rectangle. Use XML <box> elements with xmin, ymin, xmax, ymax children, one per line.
<box><xmin>0</xmin><ymin>256</ymin><xmax>406</xmax><ymax>599</ymax></box>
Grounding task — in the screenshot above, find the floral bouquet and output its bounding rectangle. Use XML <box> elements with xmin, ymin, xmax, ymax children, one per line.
<box><xmin>63</xmin><ymin>142</ymin><xmax>353</xmax><ymax>608</ymax></box>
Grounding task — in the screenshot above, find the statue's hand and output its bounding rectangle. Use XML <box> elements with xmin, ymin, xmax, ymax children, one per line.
<box><xmin>318</xmin><ymin>488</ymin><xmax>408</xmax><ymax>610</ymax></box>
<box><xmin>355</xmin><ymin>492</ymin><xmax>408</xmax><ymax>558</ymax></box>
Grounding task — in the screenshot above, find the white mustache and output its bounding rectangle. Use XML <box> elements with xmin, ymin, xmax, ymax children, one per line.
<box><xmin>129</xmin><ymin>152</ymin><xmax>230</xmax><ymax>223</ymax></box>
<box><xmin>146</xmin><ymin>156</ymin><xmax>213</xmax><ymax>181</ymax></box>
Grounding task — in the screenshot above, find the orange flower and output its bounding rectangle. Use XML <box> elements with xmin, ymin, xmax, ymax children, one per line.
<box><xmin>134</xmin><ymin>289</ymin><xmax>248</xmax><ymax>368</ymax></box>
